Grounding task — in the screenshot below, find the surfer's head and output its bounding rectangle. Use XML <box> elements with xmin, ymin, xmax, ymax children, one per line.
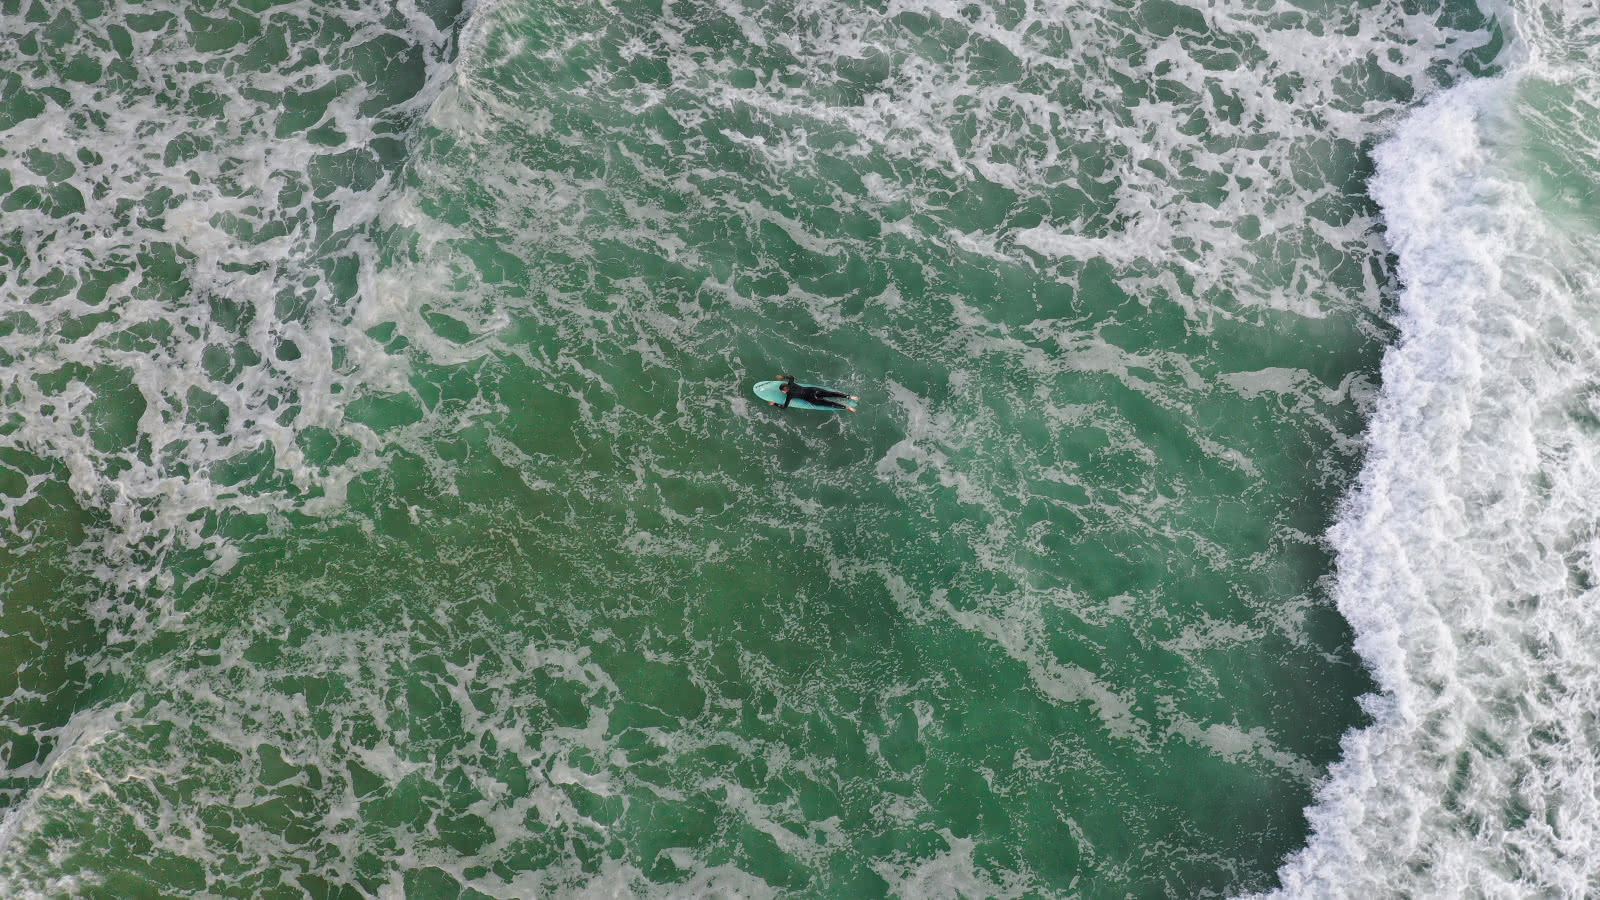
<box><xmin>779</xmin><ymin>383</ymin><xmax>790</xmax><ymax>392</ymax></box>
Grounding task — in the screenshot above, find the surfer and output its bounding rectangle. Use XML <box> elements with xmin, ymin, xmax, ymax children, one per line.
<box><xmin>771</xmin><ymin>374</ymin><xmax>859</xmax><ymax>411</ymax></box>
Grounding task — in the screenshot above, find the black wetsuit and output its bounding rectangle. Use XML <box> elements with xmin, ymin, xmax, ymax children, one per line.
<box><xmin>777</xmin><ymin>376</ymin><xmax>851</xmax><ymax>410</ymax></box>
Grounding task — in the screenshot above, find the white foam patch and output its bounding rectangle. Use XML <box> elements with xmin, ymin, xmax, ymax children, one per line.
<box><xmin>871</xmin><ymin>828</ymin><xmax>1030</xmax><ymax>900</ymax></box>
<box><xmin>932</xmin><ymin>588</ymin><xmax>1148</xmax><ymax>744</ymax></box>
<box><xmin>565</xmin><ymin>859</ymin><xmax>779</xmax><ymax>900</ymax></box>
<box><xmin>1014</xmin><ymin>223</ymin><xmax>1166</xmax><ymax>268</ymax></box>
<box><xmin>0</xmin><ymin>0</ymin><xmax>468</xmax><ymax>583</ymax></box>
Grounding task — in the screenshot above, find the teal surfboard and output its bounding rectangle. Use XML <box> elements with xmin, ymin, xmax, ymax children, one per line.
<box><xmin>754</xmin><ymin>380</ymin><xmax>857</xmax><ymax>412</ymax></box>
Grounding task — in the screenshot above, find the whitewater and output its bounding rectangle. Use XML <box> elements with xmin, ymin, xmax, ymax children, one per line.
<box><xmin>1259</xmin><ymin>0</ymin><xmax>1600</xmax><ymax>895</ymax></box>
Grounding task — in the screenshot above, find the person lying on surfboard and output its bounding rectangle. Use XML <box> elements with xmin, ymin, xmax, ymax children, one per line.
<box><xmin>771</xmin><ymin>374</ymin><xmax>858</xmax><ymax>412</ymax></box>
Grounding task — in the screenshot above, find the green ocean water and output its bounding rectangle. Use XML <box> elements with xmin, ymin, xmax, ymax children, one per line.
<box><xmin>0</xmin><ymin>0</ymin><xmax>1504</xmax><ymax>896</ymax></box>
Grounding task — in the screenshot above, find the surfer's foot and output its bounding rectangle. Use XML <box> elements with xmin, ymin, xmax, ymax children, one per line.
<box><xmin>849</xmin><ymin>395</ymin><xmax>859</xmax><ymax>401</ymax></box>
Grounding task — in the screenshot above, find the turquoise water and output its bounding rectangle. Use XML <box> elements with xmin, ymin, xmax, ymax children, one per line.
<box><xmin>4</xmin><ymin>0</ymin><xmax>1596</xmax><ymax>896</ymax></box>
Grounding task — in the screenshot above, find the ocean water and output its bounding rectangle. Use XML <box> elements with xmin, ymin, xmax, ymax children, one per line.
<box><xmin>0</xmin><ymin>0</ymin><xmax>1592</xmax><ymax>896</ymax></box>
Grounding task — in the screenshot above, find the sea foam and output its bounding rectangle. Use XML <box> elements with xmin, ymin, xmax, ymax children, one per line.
<box><xmin>1253</xmin><ymin>17</ymin><xmax>1600</xmax><ymax>896</ymax></box>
